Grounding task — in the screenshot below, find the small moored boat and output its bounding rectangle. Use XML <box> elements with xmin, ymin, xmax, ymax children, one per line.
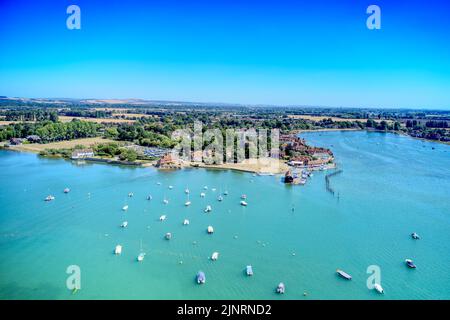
<box><xmin>45</xmin><ymin>195</ymin><xmax>55</xmax><ymax>202</ymax></box>
<box><xmin>246</xmin><ymin>265</ymin><xmax>253</xmax><ymax>276</ymax></box>
<box><xmin>137</xmin><ymin>253</ymin><xmax>145</xmax><ymax>262</ymax></box>
<box><xmin>128</xmin><ymin>192</ymin><xmax>134</xmax><ymax>197</ymax></box>
<box><xmin>185</xmin><ymin>188</ymin><xmax>190</xmax><ymax>194</ymax></box>
<box><xmin>200</xmin><ymin>192</ymin><xmax>206</xmax><ymax>197</ymax></box>
<box><xmin>211</xmin><ymin>252</ymin><xmax>219</xmax><ymax>261</ymax></box>
<box><xmin>183</xmin><ymin>219</ymin><xmax>190</xmax><ymax>225</ymax></box>
<box><xmin>196</xmin><ymin>271</ymin><xmax>206</xmax><ymax>284</ymax></box>
<box><xmin>204</xmin><ymin>186</ymin><xmax>208</xmax><ymax>190</ymax></box>
<box><xmin>241</xmin><ymin>194</ymin><xmax>247</xmax><ymax>199</ymax></box>
<box><xmin>207</xmin><ymin>226</ymin><xmax>214</xmax><ymax>234</ymax></box>
<box><xmin>204</xmin><ymin>205</ymin><xmax>212</xmax><ymax>213</ymax></box>
<box><xmin>122</xmin><ymin>205</ymin><xmax>129</xmax><ymax>211</ymax></box>
<box><xmin>121</xmin><ymin>221</ymin><xmax>128</xmax><ymax>228</ymax></box>
<box><xmin>160</xmin><ymin>215</ymin><xmax>167</xmax><ymax>221</ymax></box>
<box><xmin>336</xmin><ymin>269</ymin><xmax>352</xmax><ymax>280</ymax></box>
<box><xmin>217</xmin><ymin>195</ymin><xmax>223</xmax><ymax>202</ymax></box>
<box><xmin>276</xmin><ymin>282</ymin><xmax>285</xmax><ymax>294</ymax></box>
<box><xmin>114</xmin><ymin>245</ymin><xmax>122</xmax><ymax>255</ymax></box>
<box><xmin>411</xmin><ymin>232</ymin><xmax>420</xmax><ymax>240</ymax></box>
<box><xmin>374</xmin><ymin>283</ymin><xmax>384</xmax><ymax>294</ymax></box>
<box><xmin>240</xmin><ymin>201</ymin><xmax>248</xmax><ymax>206</ymax></box>
<box><xmin>64</xmin><ymin>188</ymin><xmax>70</xmax><ymax>193</ymax></box>
<box><xmin>223</xmin><ymin>190</ymin><xmax>229</xmax><ymax>196</ymax></box>
<box><xmin>165</xmin><ymin>232</ymin><xmax>172</xmax><ymax>240</ymax></box>
<box><xmin>163</xmin><ymin>198</ymin><xmax>169</xmax><ymax>204</ymax></box>
<box><xmin>168</xmin><ymin>186</ymin><xmax>173</xmax><ymax>190</ymax></box>
<box><xmin>147</xmin><ymin>195</ymin><xmax>152</xmax><ymax>200</ymax></box>
<box><xmin>405</xmin><ymin>259</ymin><xmax>417</xmax><ymax>268</ymax></box>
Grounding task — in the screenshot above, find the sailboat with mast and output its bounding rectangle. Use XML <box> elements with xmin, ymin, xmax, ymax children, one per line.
<box><xmin>137</xmin><ymin>239</ymin><xmax>145</xmax><ymax>262</ymax></box>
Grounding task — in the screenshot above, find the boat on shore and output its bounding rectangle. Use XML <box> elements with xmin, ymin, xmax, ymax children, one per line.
<box><xmin>196</xmin><ymin>271</ymin><xmax>206</xmax><ymax>284</ymax></box>
<box><xmin>246</xmin><ymin>265</ymin><xmax>253</xmax><ymax>276</ymax></box>
<box><xmin>114</xmin><ymin>245</ymin><xmax>122</xmax><ymax>255</ymax></box>
<box><xmin>405</xmin><ymin>259</ymin><xmax>417</xmax><ymax>268</ymax></box>
<box><xmin>45</xmin><ymin>195</ymin><xmax>55</xmax><ymax>202</ymax></box>
<box><xmin>276</xmin><ymin>282</ymin><xmax>285</xmax><ymax>294</ymax></box>
<box><xmin>336</xmin><ymin>269</ymin><xmax>352</xmax><ymax>280</ymax></box>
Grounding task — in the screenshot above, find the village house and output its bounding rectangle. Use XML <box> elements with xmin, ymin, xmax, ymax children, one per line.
<box><xmin>156</xmin><ymin>153</ymin><xmax>182</xmax><ymax>169</ymax></box>
<box><xmin>71</xmin><ymin>148</ymin><xmax>94</xmax><ymax>160</ymax></box>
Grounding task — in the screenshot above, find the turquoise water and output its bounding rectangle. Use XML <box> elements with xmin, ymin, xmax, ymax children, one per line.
<box><xmin>0</xmin><ymin>131</ymin><xmax>449</xmax><ymax>300</ymax></box>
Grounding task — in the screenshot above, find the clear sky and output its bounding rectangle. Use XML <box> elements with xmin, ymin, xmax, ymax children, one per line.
<box><xmin>0</xmin><ymin>0</ymin><xmax>449</xmax><ymax>109</ymax></box>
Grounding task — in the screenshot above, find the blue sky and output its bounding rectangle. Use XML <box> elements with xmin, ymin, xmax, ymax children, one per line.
<box><xmin>0</xmin><ymin>0</ymin><xmax>449</xmax><ymax>109</ymax></box>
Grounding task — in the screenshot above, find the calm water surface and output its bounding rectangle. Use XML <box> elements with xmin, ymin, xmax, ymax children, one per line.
<box><xmin>0</xmin><ymin>131</ymin><xmax>449</xmax><ymax>299</ymax></box>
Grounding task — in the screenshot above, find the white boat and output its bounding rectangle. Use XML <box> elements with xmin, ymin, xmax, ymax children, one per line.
<box><xmin>185</xmin><ymin>188</ymin><xmax>190</xmax><ymax>194</ymax></box>
<box><xmin>147</xmin><ymin>195</ymin><xmax>152</xmax><ymax>200</ymax></box>
<box><xmin>122</xmin><ymin>205</ymin><xmax>129</xmax><ymax>211</ymax></box>
<box><xmin>212</xmin><ymin>188</ymin><xmax>216</xmax><ymax>192</ymax></box>
<box><xmin>137</xmin><ymin>239</ymin><xmax>145</xmax><ymax>262</ymax></box>
<box><xmin>168</xmin><ymin>185</ymin><xmax>173</xmax><ymax>190</ymax></box>
<box><xmin>114</xmin><ymin>245</ymin><xmax>122</xmax><ymax>255</ymax></box>
<box><xmin>185</xmin><ymin>194</ymin><xmax>191</xmax><ymax>206</ymax></box>
<box><xmin>160</xmin><ymin>215</ymin><xmax>167</xmax><ymax>221</ymax></box>
<box><xmin>374</xmin><ymin>283</ymin><xmax>384</xmax><ymax>294</ymax></box>
<box><xmin>207</xmin><ymin>226</ymin><xmax>214</xmax><ymax>234</ymax></box>
<box><xmin>121</xmin><ymin>221</ymin><xmax>128</xmax><ymax>228</ymax></box>
<box><xmin>128</xmin><ymin>192</ymin><xmax>133</xmax><ymax>197</ymax></box>
<box><xmin>411</xmin><ymin>232</ymin><xmax>420</xmax><ymax>240</ymax></box>
<box><xmin>165</xmin><ymin>232</ymin><xmax>172</xmax><ymax>240</ymax></box>
<box><xmin>137</xmin><ymin>253</ymin><xmax>145</xmax><ymax>262</ymax></box>
<box><xmin>246</xmin><ymin>265</ymin><xmax>253</xmax><ymax>276</ymax></box>
<box><xmin>204</xmin><ymin>186</ymin><xmax>208</xmax><ymax>190</ymax></box>
<box><xmin>204</xmin><ymin>205</ymin><xmax>212</xmax><ymax>213</ymax></box>
<box><xmin>157</xmin><ymin>182</ymin><xmax>161</xmax><ymax>185</ymax></box>
<box><xmin>241</xmin><ymin>194</ymin><xmax>247</xmax><ymax>199</ymax></box>
<box><xmin>223</xmin><ymin>190</ymin><xmax>229</xmax><ymax>196</ymax></box>
<box><xmin>183</xmin><ymin>219</ymin><xmax>190</xmax><ymax>225</ymax></box>
<box><xmin>200</xmin><ymin>192</ymin><xmax>206</xmax><ymax>197</ymax></box>
<box><xmin>163</xmin><ymin>197</ymin><xmax>169</xmax><ymax>204</ymax></box>
<box><xmin>276</xmin><ymin>282</ymin><xmax>285</xmax><ymax>294</ymax></box>
<box><xmin>63</xmin><ymin>188</ymin><xmax>70</xmax><ymax>193</ymax></box>
<box><xmin>45</xmin><ymin>195</ymin><xmax>55</xmax><ymax>202</ymax></box>
<box><xmin>217</xmin><ymin>195</ymin><xmax>223</xmax><ymax>202</ymax></box>
<box><xmin>211</xmin><ymin>252</ymin><xmax>219</xmax><ymax>261</ymax></box>
<box><xmin>240</xmin><ymin>201</ymin><xmax>248</xmax><ymax>206</ymax></box>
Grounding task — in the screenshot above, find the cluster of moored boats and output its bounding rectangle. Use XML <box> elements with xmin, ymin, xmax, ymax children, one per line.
<box><xmin>112</xmin><ymin>183</ymin><xmax>250</xmax><ymax>264</ymax></box>
<box><xmin>45</xmin><ymin>182</ymin><xmax>421</xmax><ymax>296</ymax></box>
<box><xmin>334</xmin><ymin>232</ymin><xmax>421</xmax><ymax>295</ymax></box>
